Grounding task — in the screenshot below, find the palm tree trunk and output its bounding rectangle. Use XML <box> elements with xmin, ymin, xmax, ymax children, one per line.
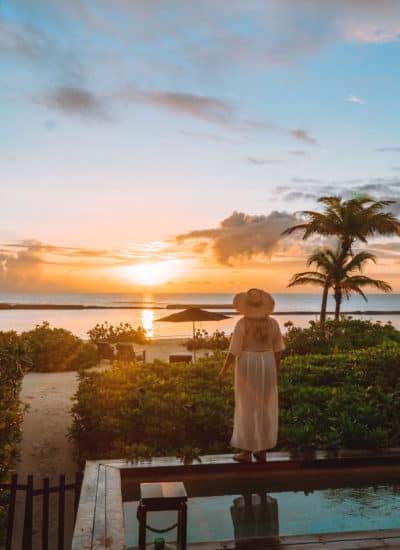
<box><xmin>334</xmin><ymin>288</ymin><xmax>342</xmax><ymax>320</ymax></box>
<box><xmin>320</xmin><ymin>282</ymin><xmax>329</xmax><ymax>325</ymax></box>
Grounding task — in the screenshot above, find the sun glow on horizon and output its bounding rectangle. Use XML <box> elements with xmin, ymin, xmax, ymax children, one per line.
<box><xmin>118</xmin><ymin>260</ymin><xmax>180</xmax><ymax>287</ymax></box>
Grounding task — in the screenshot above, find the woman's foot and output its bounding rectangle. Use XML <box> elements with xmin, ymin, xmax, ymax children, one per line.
<box><xmin>253</xmin><ymin>451</ymin><xmax>267</xmax><ymax>463</ymax></box>
<box><xmin>233</xmin><ymin>452</ymin><xmax>252</xmax><ymax>463</ymax></box>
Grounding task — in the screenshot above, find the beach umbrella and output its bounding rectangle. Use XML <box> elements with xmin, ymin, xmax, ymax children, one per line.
<box><xmin>156</xmin><ymin>307</ymin><xmax>230</xmax><ymax>359</ymax></box>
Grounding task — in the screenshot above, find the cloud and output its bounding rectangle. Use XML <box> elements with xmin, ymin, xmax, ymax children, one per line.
<box><xmin>0</xmin><ymin>240</ymin><xmax>180</xmax><ymax>291</ymax></box>
<box><xmin>284</xmin><ymin>191</ymin><xmax>319</xmax><ymax>201</ymax></box>
<box><xmin>44</xmin><ymin>87</ymin><xmax>108</xmax><ymax>119</ymax></box>
<box><xmin>291</xmin><ymin>177</ymin><xmax>321</xmax><ymax>184</ymax></box>
<box><xmin>176</xmin><ymin>210</ymin><xmax>297</xmax><ymax>264</ymax></box>
<box><xmin>289</xmin><ymin>150</ymin><xmax>307</xmax><ymax>156</ymax></box>
<box><xmin>279</xmin><ymin>177</ymin><xmax>400</xmax><ymax>215</ymax></box>
<box><xmin>120</xmin><ymin>87</ymin><xmax>233</xmax><ymax>124</ymax></box>
<box><xmin>347</xmin><ymin>95</ymin><xmax>366</xmax><ymax>104</ymax></box>
<box><xmin>247</xmin><ymin>158</ymin><xmax>281</xmax><ymax>165</ymax></box>
<box><xmin>0</xmin><ymin>19</ymin><xmax>80</xmax><ymax>80</ymax></box>
<box><xmin>289</xmin><ymin>129</ymin><xmax>318</xmax><ymax>145</ymax></box>
<box><xmin>376</xmin><ymin>147</ymin><xmax>400</xmax><ymax>152</ymax></box>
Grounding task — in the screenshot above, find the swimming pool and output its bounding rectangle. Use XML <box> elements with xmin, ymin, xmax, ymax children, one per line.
<box><xmin>71</xmin><ymin>452</ymin><xmax>400</xmax><ymax>550</ymax></box>
<box><xmin>123</xmin><ymin>473</ymin><xmax>400</xmax><ymax>547</ymax></box>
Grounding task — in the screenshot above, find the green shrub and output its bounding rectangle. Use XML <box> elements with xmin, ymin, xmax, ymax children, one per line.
<box><xmin>0</xmin><ymin>332</ymin><xmax>28</xmax><ymax>541</ymax></box>
<box><xmin>186</xmin><ymin>329</ymin><xmax>230</xmax><ymax>351</ymax></box>
<box><xmin>21</xmin><ymin>322</ymin><xmax>98</xmax><ymax>372</ymax></box>
<box><xmin>87</xmin><ymin>322</ymin><xmax>149</xmax><ymax>345</ymax></box>
<box><xmin>70</xmin><ymin>352</ymin><xmax>234</xmax><ymax>461</ymax></box>
<box><xmin>70</xmin><ymin>342</ymin><xmax>400</xmax><ymax>460</ymax></box>
<box><xmin>283</xmin><ymin>318</ymin><xmax>400</xmax><ymax>356</ymax></box>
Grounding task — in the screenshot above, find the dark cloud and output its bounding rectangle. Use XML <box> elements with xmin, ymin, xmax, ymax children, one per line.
<box><xmin>120</xmin><ymin>87</ymin><xmax>233</xmax><ymax>124</ymax></box>
<box><xmin>289</xmin><ymin>129</ymin><xmax>318</xmax><ymax>145</ymax></box>
<box><xmin>247</xmin><ymin>158</ymin><xmax>281</xmax><ymax>165</ymax></box>
<box><xmin>176</xmin><ymin>210</ymin><xmax>297</xmax><ymax>265</ymax></box>
<box><xmin>44</xmin><ymin>87</ymin><xmax>108</xmax><ymax>119</ymax></box>
<box><xmin>376</xmin><ymin>147</ymin><xmax>400</xmax><ymax>152</ymax></box>
<box><xmin>280</xmin><ymin>177</ymin><xmax>400</xmax><ymax>215</ymax></box>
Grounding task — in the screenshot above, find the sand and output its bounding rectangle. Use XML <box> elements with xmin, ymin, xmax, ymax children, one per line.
<box><xmin>16</xmin><ymin>338</ymin><xmax>205</xmax><ymax>479</ymax></box>
<box><xmin>12</xmin><ymin>338</ymin><xmax>208</xmax><ymax>547</ymax></box>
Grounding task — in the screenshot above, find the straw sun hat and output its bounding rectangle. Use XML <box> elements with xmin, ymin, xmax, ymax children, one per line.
<box><xmin>233</xmin><ymin>288</ymin><xmax>275</xmax><ymax>318</ymax></box>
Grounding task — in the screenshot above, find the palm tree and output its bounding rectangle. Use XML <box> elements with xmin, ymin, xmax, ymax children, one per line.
<box><xmin>282</xmin><ymin>196</ymin><xmax>400</xmax><ymax>323</ymax></box>
<box><xmin>288</xmin><ymin>247</ymin><xmax>392</xmax><ymax>320</ymax></box>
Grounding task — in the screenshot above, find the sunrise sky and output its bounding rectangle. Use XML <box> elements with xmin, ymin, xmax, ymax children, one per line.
<box><xmin>2</xmin><ymin>1</ymin><xmax>400</xmax><ymax>292</ymax></box>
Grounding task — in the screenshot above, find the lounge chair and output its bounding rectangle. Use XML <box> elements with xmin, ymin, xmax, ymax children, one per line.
<box><xmin>96</xmin><ymin>341</ymin><xmax>116</xmax><ymax>361</ymax></box>
<box><xmin>115</xmin><ymin>342</ymin><xmax>146</xmax><ymax>363</ymax></box>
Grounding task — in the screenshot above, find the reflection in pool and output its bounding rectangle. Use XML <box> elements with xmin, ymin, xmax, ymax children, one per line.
<box><xmin>124</xmin><ymin>484</ymin><xmax>400</xmax><ymax>547</ymax></box>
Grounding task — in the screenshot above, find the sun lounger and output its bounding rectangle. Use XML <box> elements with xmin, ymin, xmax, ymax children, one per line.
<box><xmin>96</xmin><ymin>342</ymin><xmax>146</xmax><ymax>363</ymax></box>
<box><xmin>169</xmin><ymin>353</ymin><xmax>192</xmax><ymax>364</ymax></box>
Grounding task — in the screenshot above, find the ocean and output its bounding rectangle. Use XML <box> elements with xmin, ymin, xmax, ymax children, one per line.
<box><xmin>1</xmin><ymin>292</ymin><xmax>400</xmax><ymax>339</ymax></box>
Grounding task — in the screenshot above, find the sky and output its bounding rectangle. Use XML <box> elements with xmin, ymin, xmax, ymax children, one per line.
<box><xmin>1</xmin><ymin>0</ymin><xmax>400</xmax><ymax>293</ymax></box>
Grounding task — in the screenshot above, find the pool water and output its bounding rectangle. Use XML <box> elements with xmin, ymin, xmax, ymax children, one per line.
<box><xmin>124</xmin><ymin>483</ymin><xmax>400</xmax><ymax>547</ymax></box>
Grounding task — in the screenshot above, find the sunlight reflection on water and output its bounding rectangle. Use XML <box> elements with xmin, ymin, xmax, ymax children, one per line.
<box><xmin>141</xmin><ymin>309</ymin><xmax>154</xmax><ymax>337</ymax></box>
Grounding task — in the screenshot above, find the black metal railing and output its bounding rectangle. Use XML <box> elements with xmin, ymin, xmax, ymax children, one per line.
<box><xmin>0</xmin><ymin>472</ymin><xmax>83</xmax><ymax>550</ymax></box>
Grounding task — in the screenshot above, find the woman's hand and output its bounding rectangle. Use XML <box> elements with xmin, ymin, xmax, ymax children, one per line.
<box><xmin>218</xmin><ymin>352</ymin><xmax>235</xmax><ymax>383</ymax></box>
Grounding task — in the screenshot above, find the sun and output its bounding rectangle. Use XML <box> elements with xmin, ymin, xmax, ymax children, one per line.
<box><xmin>119</xmin><ymin>260</ymin><xmax>179</xmax><ymax>286</ymax></box>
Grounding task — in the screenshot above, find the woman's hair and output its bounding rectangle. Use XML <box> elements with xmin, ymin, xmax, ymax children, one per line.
<box><xmin>244</xmin><ymin>317</ymin><xmax>270</xmax><ymax>343</ymax></box>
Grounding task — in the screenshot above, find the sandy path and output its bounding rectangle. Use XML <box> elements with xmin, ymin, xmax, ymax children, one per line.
<box><xmin>16</xmin><ymin>338</ymin><xmax>201</xmax><ymax>479</ymax></box>
<box><xmin>12</xmin><ymin>338</ymin><xmax>202</xmax><ymax>547</ymax></box>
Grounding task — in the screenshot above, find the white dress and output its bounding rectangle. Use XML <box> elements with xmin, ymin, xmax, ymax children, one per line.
<box><xmin>229</xmin><ymin>317</ymin><xmax>284</xmax><ymax>452</ymax></box>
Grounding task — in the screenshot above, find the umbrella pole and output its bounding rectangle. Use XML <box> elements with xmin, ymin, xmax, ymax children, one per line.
<box><xmin>193</xmin><ymin>320</ymin><xmax>196</xmax><ymax>361</ymax></box>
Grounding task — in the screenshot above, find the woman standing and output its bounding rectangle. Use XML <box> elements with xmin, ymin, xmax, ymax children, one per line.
<box><xmin>218</xmin><ymin>288</ymin><xmax>284</xmax><ymax>462</ymax></box>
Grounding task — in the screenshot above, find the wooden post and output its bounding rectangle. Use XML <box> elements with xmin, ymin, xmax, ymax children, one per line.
<box><xmin>22</xmin><ymin>474</ymin><xmax>34</xmax><ymax>550</ymax></box>
<box><xmin>58</xmin><ymin>474</ymin><xmax>65</xmax><ymax>550</ymax></box>
<box><xmin>42</xmin><ymin>478</ymin><xmax>50</xmax><ymax>550</ymax></box>
<box><xmin>5</xmin><ymin>473</ymin><xmax>18</xmax><ymax>550</ymax></box>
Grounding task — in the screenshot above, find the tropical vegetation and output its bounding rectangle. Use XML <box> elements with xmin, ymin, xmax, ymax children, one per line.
<box><xmin>185</xmin><ymin>329</ymin><xmax>230</xmax><ymax>351</ymax></box>
<box><xmin>0</xmin><ymin>332</ymin><xmax>29</xmax><ymax>540</ymax></box>
<box><xmin>283</xmin><ymin>195</ymin><xmax>400</xmax><ymax>323</ymax></box>
<box><xmin>70</xmin><ymin>320</ymin><xmax>400</xmax><ymax>461</ymax></box>
<box><xmin>288</xmin><ymin>248</ymin><xmax>392</xmax><ymax>319</ymax></box>
<box><xmin>20</xmin><ymin>322</ymin><xmax>98</xmax><ymax>372</ymax></box>
<box><xmin>283</xmin><ymin>318</ymin><xmax>400</xmax><ymax>356</ymax></box>
<box><xmin>87</xmin><ymin>321</ymin><xmax>149</xmax><ymax>345</ymax></box>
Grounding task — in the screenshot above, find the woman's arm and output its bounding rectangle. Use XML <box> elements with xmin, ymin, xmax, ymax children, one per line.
<box><xmin>274</xmin><ymin>351</ymin><xmax>281</xmax><ymax>383</ymax></box>
<box><xmin>218</xmin><ymin>352</ymin><xmax>236</xmax><ymax>382</ymax></box>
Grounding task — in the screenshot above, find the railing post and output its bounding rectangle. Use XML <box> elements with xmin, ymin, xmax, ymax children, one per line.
<box><xmin>57</xmin><ymin>474</ymin><xmax>66</xmax><ymax>550</ymax></box>
<box><xmin>42</xmin><ymin>478</ymin><xmax>50</xmax><ymax>550</ymax></box>
<box><xmin>5</xmin><ymin>473</ymin><xmax>18</xmax><ymax>550</ymax></box>
<box><xmin>22</xmin><ymin>474</ymin><xmax>34</xmax><ymax>550</ymax></box>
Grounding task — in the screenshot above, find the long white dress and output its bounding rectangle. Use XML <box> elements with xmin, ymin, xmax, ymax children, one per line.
<box><xmin>229</xmin><ymin>317</ymin><xmax>284</xmax><ymax>452</ymax></box>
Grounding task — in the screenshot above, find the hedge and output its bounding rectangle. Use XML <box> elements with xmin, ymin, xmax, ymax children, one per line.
<box><xmin>70</xmin><ymin>343</ymin><xmax>400</xmax><ymax>461</ymax></box>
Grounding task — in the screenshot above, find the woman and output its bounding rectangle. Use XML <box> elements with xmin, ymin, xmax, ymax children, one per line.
<box><xmin>218</xmin><ymin>288</ymin><xmax>284</xmax><ymax>463</ymax></box>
